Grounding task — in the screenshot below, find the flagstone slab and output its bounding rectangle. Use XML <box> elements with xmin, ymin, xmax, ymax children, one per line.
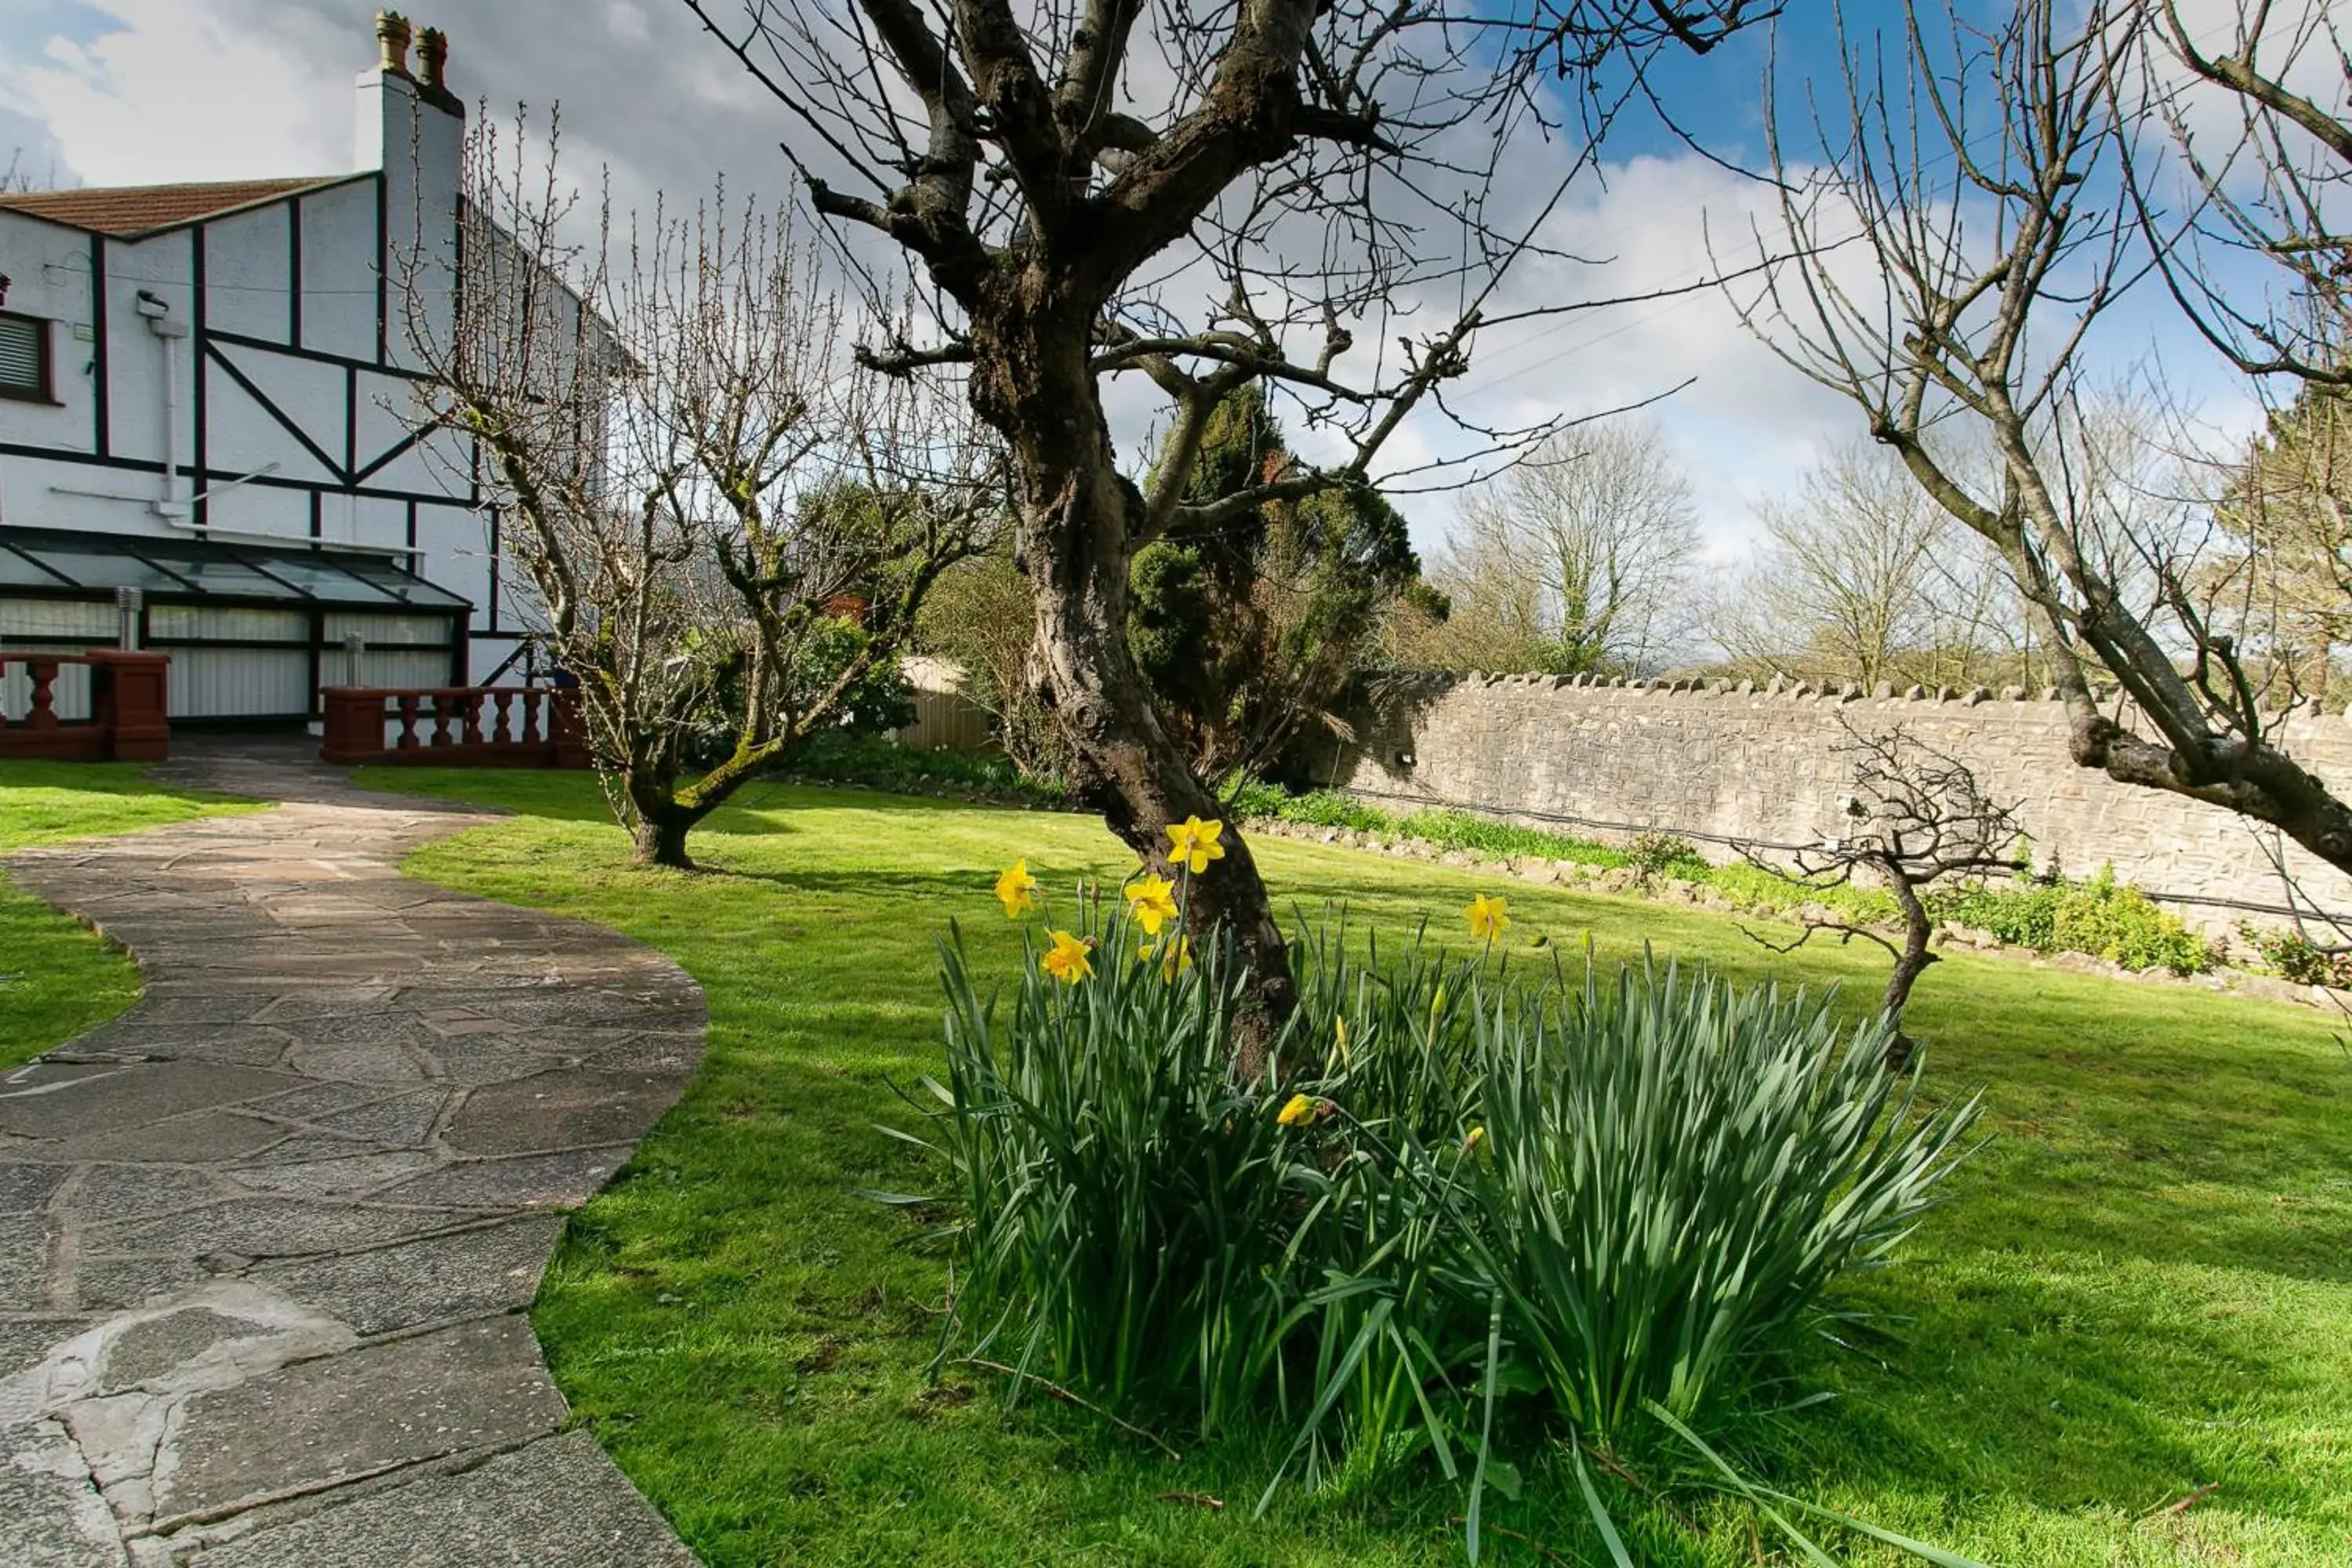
<box><xmin>68</xmin><ymin>1256</ymin><xmax>213</xmax><ymax>1313</ymax></box>
<box><xmin>31</xmin><ymin>1112</ymin><xmax>290</xmax><ymax>1167</ymax></box>
<box><xmin>0</xmin><ymin>1161</ymin><xmax>72</xmax><ymax>1215</ymax></box>
<box><xmin>165</xmin><ymin>1430</ymin><xmax>697</xmax><ymax>1568</ymax></box>
<box><xmin>225</xmin><ymin>1150</ymin><xmax>441</xmax><ymax>1199</ymax></box>
<box><xmin>85</xmin><ymin>1198</ymin><xmax>459</xmax><ymax>1261</ymax></box>
<box><xmin>0</xmin><ymin>1063</ymin><xmax>300</xmax><ymax>1143</ymax></box>
<box><xmin>0</xmin><ymin>1418</ymin><xmax>125</xmax><ymax>1568</ymax></box>
<box><xmin>249</xmin><ymin>1217</ymin><xmax>564</xmax><ymax>1337</ymax></box>
<box><xmin>149</xmin><ymin>1316</ymin><xmax>566</xmax><ymax>1528</ymax></box>
<box><xmin>0</xmin><ymin>744</ymin><xmax>707</xmax><ymax>1563</ymax></box>
<box><xmin>369</xmin><ymin>1146</ymin><xmax>636</xmax><ymax>1210</ymax></box>
<box><xmin>444</xmin><ymin>1069</ymin><xmax>695</xmax><ymax>1156</ymax></box>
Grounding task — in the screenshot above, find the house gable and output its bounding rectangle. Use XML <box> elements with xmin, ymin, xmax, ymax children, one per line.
<box><xmin>0</xmin><ymin>13</ymin><xmax>544</xmax><ymax>715</ymax></box>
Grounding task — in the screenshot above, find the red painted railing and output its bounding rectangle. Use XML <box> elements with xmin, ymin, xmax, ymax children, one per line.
<box><xmin>0</xmin><ymin>652</ymin><xmax>171</xmax><ymax>763</ymax></box>
<box><xmin>318</xmin><ymin>684</ymin><xmax>590</xmax><ymax>768</ymax></box>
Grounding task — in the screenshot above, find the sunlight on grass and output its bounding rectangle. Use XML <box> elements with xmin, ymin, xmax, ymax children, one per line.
<box><xmin>0</xmin><ymin>762</ymin><xmax>260</xmax><ymax>1069</ymax></box>
<box><xmin>362</xmin><ymin>766</ymin><xmax>2352</xmax><ymax>1566</ymax></box>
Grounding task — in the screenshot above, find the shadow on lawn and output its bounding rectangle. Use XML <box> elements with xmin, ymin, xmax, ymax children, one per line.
<box><xmin>1803</xmin><ymin>1254</ymin><xmax>2330</xmax><ymax>1521</ymax></box>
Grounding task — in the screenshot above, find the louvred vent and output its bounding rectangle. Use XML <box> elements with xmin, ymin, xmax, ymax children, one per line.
<box><xmin>0</xmin><ymin>318</ymin><xmax>41</xmax><ymax>392</ymax></box>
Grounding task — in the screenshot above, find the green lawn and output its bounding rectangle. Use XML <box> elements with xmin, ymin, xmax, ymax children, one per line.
<box><xmin>330</xmin><ymin>767</ymin><xmax>2352</xmax><ymax>1568</ymax></box>
<box><xmin>0</xmin><ymin>761</ymin><xmax>257</xmax><ymax>1069</ymax></box>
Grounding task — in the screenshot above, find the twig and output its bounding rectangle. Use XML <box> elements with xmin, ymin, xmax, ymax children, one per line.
<box><xmin>949</xmin><ymin>1356</ymin><xmax>1183</xmax><ymax>1461</ymax></box>
<box><xmin>1450</xmin><ymin>1516</ymin><xmax>1576</xmax><ymax>1565</ymax></box>
<box><xmin>1156</xmin><ymin>1490</ymin><xmax>1225</xmax><ymax>1509</ymax></box>
<box><xmin>2141</xmin><ymin>1483</ymin><xmax>2219</xmax><ymax>1519</ymax></box>
<box><xmin>1587</xmin><ymin>1444</ymin><xmax>1707</xmax><ymax>1537</ymax></box>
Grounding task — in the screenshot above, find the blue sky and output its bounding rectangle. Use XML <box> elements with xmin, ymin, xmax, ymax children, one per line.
<box><xmin>0</xmin><ymin>0</ymin><xmax>2293</xmax><ymax>571</ymax></box>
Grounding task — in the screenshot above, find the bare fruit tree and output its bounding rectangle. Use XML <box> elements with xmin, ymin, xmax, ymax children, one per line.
<box><xmin>1723</xmin><ymin>0</ymin><xmax>2352</xmax><ymax>882</ymax></box>
<box><xmin>2131</xmin><ymin>0</ymin><xmax>2352</xmax><ymax>388</ymax></box>
<box><xmin>405</xmin><ymin>118</ymin><xmax>1001</xmax><ymax>869</ymax></box>
<box><xmin>681</xmin><ymin>0</ymin><xmax>1773</xmax><ymax>1035</ymax></box>
<box><xmin>1433</xmin><ymin>419</ymin><xmax>1702</xmax><ymax>677</ymax></box>
<box><xmin>1740</xmin><ymin>722</ymin><xmax>2024</xmax><ymax>1068</ymax></box>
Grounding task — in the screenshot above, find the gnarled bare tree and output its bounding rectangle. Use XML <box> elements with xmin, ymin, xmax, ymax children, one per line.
<box><xmin>1739</xmin><ymin>721</ymin><xmax>2024</xmax><ymax>1069</ymax></box>
<box><xmin>406</xmin><ymin>118</ymin><xmax>1002</xmax><ymax>869</ymax></box>
<box><xmin>1724</xmin><ymin>0</ymin><xmax>2352</xmax><ymax>883</ymax></box>
<box><xmin>682</xmin><ymin>0</ymin><xmax>1773</xmax><ymax>1034</ymax></box>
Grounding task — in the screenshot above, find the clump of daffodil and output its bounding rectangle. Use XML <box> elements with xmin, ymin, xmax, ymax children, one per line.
<box><xmin>1166</xmin><ymin>815</ymin><xmax>1225</xmax><ymax>874</ymax></box>
<box><xmin>1041</xmin><ymin>929</ymin><xmax>1093</xmax><ymax>985</ymax></box>
<box><xmin>1124</xmin><ymin>872</ymin><xmax>1178</xmax><ymax>936</ymax></box>
<box><xmin>1465</xmin><ymin>893</ymin><xmax>1511</xmax><ymax>942</ymax></box>
<box><xmin>1136</xmin><ymin>934</ymin><xmax>1193</xmax><ymax>981</ymax></box>
<box><xmin>995</xmin><ymin>859</ymin><xmax>1039</xmax><ymax>919</ymax></box>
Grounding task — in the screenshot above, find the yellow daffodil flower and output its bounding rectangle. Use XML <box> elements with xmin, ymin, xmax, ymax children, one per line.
<box><xmin>1464</xmin><ymin>894</ymin><xmax>1511</xmax><ymax>941</ymax></box>
<box><xmin>995</xmin><ymin>859</ymin><xmax>1040</xmax><ymax>919</ymax></box>
<box><xmin>1125</xmin><ymin>872</ymin><xmax>1179</xmax><ymax>936</ymax></box>
<box><xmin>1276</xmin><ymin>1092</ymin><xmax>1320</xmax><ymax>1127</ymax></box>
<box><xmin>1166</xmin><ymin>815</ymin><xmax>1226</xmax><ymax>874</ymax></box>
<box><xmin>1464</xmin><ymin>1126</ymin><xmax>1486</xmax><ymax>1155</ymax></box>
<box><xmin>1333</xmin><ymin>1014</ymin><xmax>1350</xmax><ymax>1066</ymax></box>
<box><xmin>1137</xmin><ymin>935</ymin><xmax>1193</xmax><ymax>980</ymax></box>
<box><xmin>1041</xmin><ymin>929</ymin><xmax>1093</xmax><ymax>985</ymax></box>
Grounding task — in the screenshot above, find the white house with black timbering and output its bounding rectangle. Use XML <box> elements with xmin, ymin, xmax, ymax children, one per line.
<box><xmin>0</xmin><ymin>12</ymin><xmax>538</xmax><ymax>723</ymax></box>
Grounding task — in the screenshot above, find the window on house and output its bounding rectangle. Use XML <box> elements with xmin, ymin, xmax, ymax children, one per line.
<box><xmin>0</xmin><ymin>313</ymin><xmax>51</xmax><ymax>402</ymax></box>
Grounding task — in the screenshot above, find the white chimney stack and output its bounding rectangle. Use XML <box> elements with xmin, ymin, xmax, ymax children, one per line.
<box><xmin>354</xmin><ymin>10</ymin><xmax>464</xmax><ymax>370</ymax></box>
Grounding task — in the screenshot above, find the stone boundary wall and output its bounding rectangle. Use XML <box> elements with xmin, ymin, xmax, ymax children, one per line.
<box><xmin>1326</xmin><ymin>673</ymin><xmax>2352</xmax><ymax>932</ymax></box>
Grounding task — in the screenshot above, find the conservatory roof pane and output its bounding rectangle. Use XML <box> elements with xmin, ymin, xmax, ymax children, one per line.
<box><xmin>0</xmin><ymin>528</ymin><xmax>468</xmax><ymax>612</ymax></box>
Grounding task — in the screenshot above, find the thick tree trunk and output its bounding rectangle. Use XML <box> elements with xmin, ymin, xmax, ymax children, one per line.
<box><xmin>632</xmin><ymin>811</ymin><xmax>699</xmax><ymax>870</ymax></box>
<box><xmin>622</xmin><ymin>765</ymin><xmax>709</xmax><ymax>872</ymax></box>
<box><xmin>971</xmin><ymin>281</ymin><xmax>1297</xmax><ymax>1073</ymax></box>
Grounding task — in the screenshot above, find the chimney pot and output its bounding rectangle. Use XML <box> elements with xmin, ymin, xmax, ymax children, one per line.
<box><xmin>418</xmin><ymin>26</ymin><xmax>448</xmax><ymax>90</ymax></box>
<box><xmin>375</xmin><ymin>10</ymin><xmax>413</xmax><ymax>75</ymax></box>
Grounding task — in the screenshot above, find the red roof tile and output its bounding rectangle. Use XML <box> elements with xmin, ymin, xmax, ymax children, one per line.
<box><xmin>0</xmin><ymin>177</ymin><xmax>347</xmax><ymax>238</ymax></box>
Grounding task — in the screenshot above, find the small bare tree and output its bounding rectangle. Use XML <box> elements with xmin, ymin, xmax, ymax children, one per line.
<box><xmin>684</xmin><ymin>0</ymin><xmax>1774</xmax><ymax>1042</ymax></box>
<box><xmin>1715</xmin><ymin>441</ymin><xmax>2032</xmax><ymax>690</ymax></box>
<box><xmin>1740</xmin><ymin>722</ymin><xmax>2024</xmax><ymax>1067</ymax></box>
<box><xmin>1432</xmin><ymin>419</ymin><xmax>1703</xmax><ymax>676</ymax></box>
<box><xmin>405</xmin><ymin>118</ymin><xmax>1000</xmax><ymax>868</ymax></box>
<box><xmin>1724</xmin><ymin>0</ymin><xmax>2352</xmax><ymax>882</ymax></box>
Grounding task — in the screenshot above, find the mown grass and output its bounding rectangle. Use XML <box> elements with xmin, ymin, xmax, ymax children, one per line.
<box><xmin>343</xmin><ymin>765</ymin><xmax>2352</xmax><ymax>1567</ymax></box>
<box><xmin>0</xmin><ymin>761</ymin><xmax>257</xmax><ymax>1069</ymax></box>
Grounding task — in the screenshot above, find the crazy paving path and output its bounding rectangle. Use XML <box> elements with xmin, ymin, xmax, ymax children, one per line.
<box><xmin>0</xmin><ymin>749</ymin><xmax>704</xmax><ymax>1566</ymax></box>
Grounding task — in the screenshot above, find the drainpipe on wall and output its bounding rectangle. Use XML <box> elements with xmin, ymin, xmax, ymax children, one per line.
<box><xmin>134</xmin><ymin>290</ymin><xmax>190</xmax><ymax>520</ymax></box>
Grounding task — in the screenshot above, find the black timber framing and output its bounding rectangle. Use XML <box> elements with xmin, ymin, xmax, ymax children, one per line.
<box><xmin>89</xmin><ymin>233</ymin><xmax>108</xmax><ymax>458</ymax></box>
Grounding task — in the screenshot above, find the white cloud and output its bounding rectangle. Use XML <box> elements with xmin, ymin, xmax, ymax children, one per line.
<box><xmin>3</xmin><ymin>0</ymin><xmax>354</xmax><ymax>182</ymax></box>
<box><xmin>604</xmin><ymin>3</ymin><xmax>652</xmax><ymax>46</ymax></box>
